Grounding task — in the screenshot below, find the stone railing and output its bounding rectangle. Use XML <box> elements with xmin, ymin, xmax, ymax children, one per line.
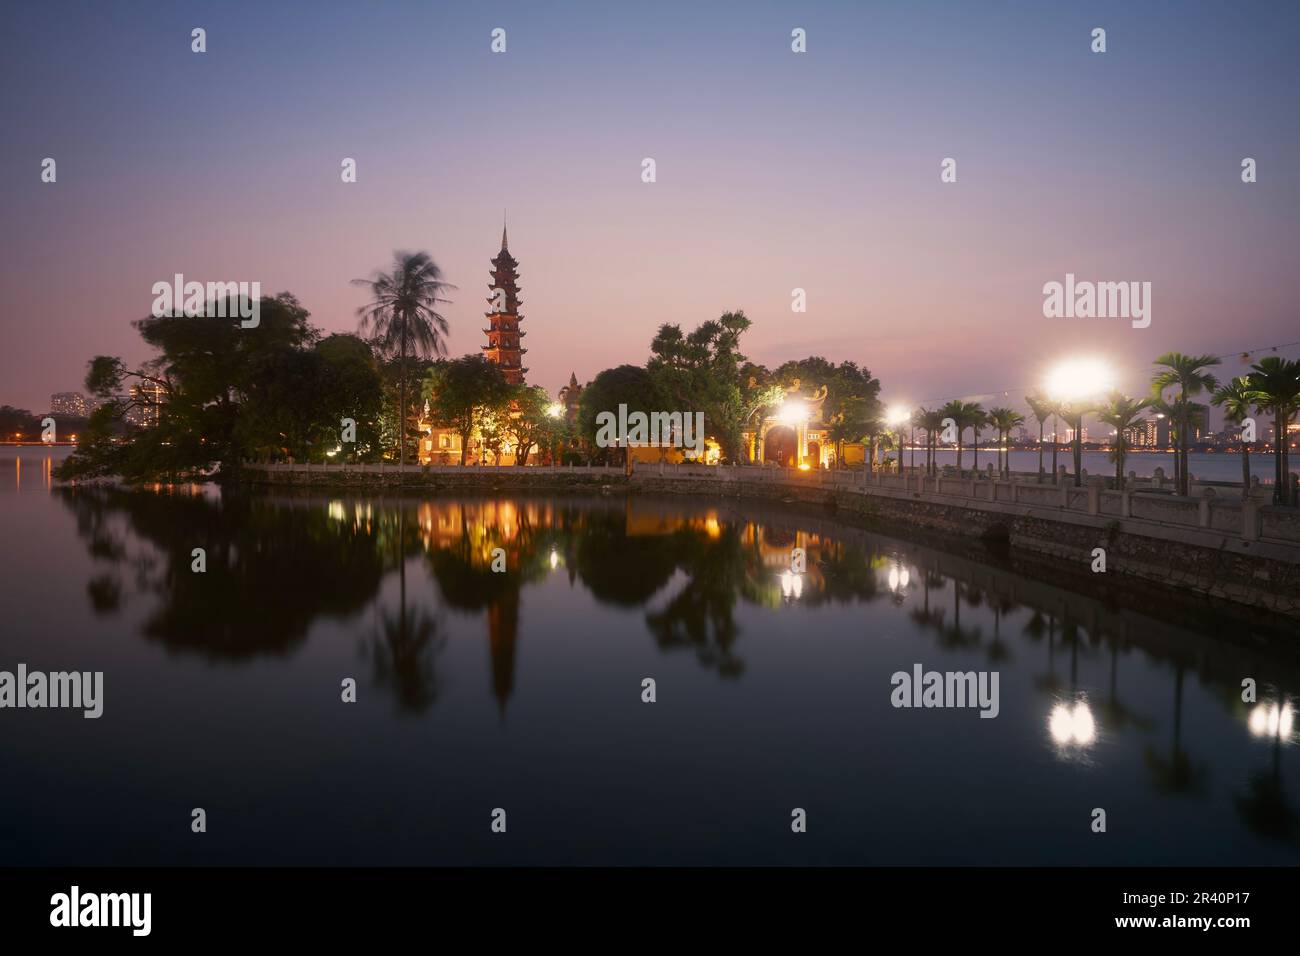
<box><xmin>239</xmin><ymin>458</ymin><xmax>1300</xmax><ymax>551</ymax></box>
<box><xmin>636</xmin><ymin>460</ymin><xmax>1299</xmax><ymax>550</ymax></box>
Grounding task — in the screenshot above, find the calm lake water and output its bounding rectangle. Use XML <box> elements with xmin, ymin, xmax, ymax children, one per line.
<box><xmin>3</xmin><ymin>446</ymin><xmax>1300</xmax><ymax>866</ymax></box>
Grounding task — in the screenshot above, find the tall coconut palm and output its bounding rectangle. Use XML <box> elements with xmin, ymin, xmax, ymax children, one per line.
<box><xmin>970</xmin><ymin>407</ymin><xmax>988</xmax><ymax>474</ymax></box>
<box><xmin>987</xmin><ymin>407</ymin><xmax>1025</xmax><ymax>478</ymax></box>
<box><xmin>939</xmin><ymin>399</ymin><xmax>964</xmax><ymax>472</ymax></box>
<box><xmin>1026</xmin><ymin>394</ymin><xmax>1053</xmax><ymax>483</ymax></box>
<box><xmin>1056</xmin><ymin>399</ymin><xmax>1095</xmax><ymax>487</ymax></box>
<box><xmin>1212</xmin><ymin>376</ymin><xmax>1263</xmax><ymax>500</ymax></box>
<box><xmin>1096</xmin><ymin>392</ymin><xmax>1151</xmax><ymax>487</ymax></box>
<box><xmin>1150</xmin><ymin>352</ymin><xmax>1221</xmax><ymax>496</ymax></box>
<box><xmin>1147</xmin><ymin>396</ymin><xmax>1180</xmax><ymax>489</ymax></box>
<box><xmin>917</xmin><ymin>407</ymin><xmax>943</xmax><ymax>475</ymax></box>
<box><xmin>353</xmin><ymin>251</ymin><xmax>457</xmax><ymax>466</ymax></box>
<box><xmin>1248</xmin><ymin>356</ymin><xmax>1300</xmax><ymax>506</ymax></box>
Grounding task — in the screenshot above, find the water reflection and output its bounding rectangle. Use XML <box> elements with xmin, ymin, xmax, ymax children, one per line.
<box><xmin>50</xmin><ymin>485</ymin><xmax>1300</xmax><ymax>855</ymax></box>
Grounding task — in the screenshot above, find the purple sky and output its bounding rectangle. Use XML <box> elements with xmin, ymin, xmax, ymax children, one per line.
<box><xmin>4</xmin><ymin>0</ymin><xmax>1299</xmax><ymax>424</ymax></box>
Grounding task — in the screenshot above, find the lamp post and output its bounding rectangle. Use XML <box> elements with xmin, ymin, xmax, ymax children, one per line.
<box><xmin>886</xmin><ymin>406</ymin><xmax>910</xmax><ymax>475</ymax></box>
<box><xmin>1045</xmin><ymin>358</ymin><xmax>1115</xmax><ymax>488</ymax></box>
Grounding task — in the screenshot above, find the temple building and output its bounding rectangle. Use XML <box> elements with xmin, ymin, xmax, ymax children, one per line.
<box><xmin>481</xmin><ymin>224</ymin><xmax>527</xmax><ymax>385</ymax></box>
<box><xmin>419</xmin><ymin>227</ymin><xmax>536</xmax><ymax>464</ymax></box>
<box><xmin>741</xmin><ymin>381</ymin><xmax>865</xmax><ymax>469</ymax></box>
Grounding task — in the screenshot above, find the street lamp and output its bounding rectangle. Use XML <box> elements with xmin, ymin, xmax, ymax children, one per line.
<box><xmin>886</xmin><ymin>405</ymin><xmax>910</xmax><ymax>474</ymax></box>
<box><xmin>1045</xmin><ymin>358</ymin><xmax>1115</xmax><ymax>487</ymax></box>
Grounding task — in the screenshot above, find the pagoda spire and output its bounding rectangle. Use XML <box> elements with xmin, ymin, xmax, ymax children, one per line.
<box><xmin>482</xmin><ymin>224</ymin><xmax>527</xmax><ymax>385</ymax></box>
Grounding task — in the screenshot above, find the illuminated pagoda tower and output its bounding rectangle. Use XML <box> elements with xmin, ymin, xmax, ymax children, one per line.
<box><xmin>482</xmin><ymin>223</ymin><xmax>527</xmax><ymax>385</ymax></box>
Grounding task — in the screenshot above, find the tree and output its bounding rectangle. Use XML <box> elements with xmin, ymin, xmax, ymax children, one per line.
<box><xmin>1096</xmin><ymin>392</ymin><xmax>1151</xmax><ymax>487</ymax></box>
<box><xmin>1247</xmin><ymin>356</ymin><xmax>1300</xmax><ymax>506</ymax></box>
<box><xmin>916</xmin><ymin>408</ymin><xmax>944</xmax><ymax>476</ymax></box>
<box><xmin>940</xmin><ymin>400</ymin><xmax>984</xmax><ymax>473</ymax></box>
<box><xmin>1056</xmin><ymin>399</ymin><xmax>1095</xmax><ymax>487</ymax></box>
<box><xmin>577</xmin><ymin>365</ymin><xmax>665</xmax><ymax>465</ymax></box>
<box><xmin>1151</xmin><ymin>352</ymin><xmax>1221</xmax><ymax>496</ymax></box>
<box><xmin>647</xmin><ymin>312</ymin><xmax>754</xmax><ymax>462</ymax></box>
<box><xmin>501</xmin><ymin>385</ymin><xmax>557</xmax><ymax>466</ymax></box>
<box><xmin>423</xmin><ymin>355</ymin><xmax>511</xmax><ymax>466</ymax></box>
<box><xmin>353</xmin><ymin>252</ymin><xmax>456</xmax><ymax>466</ymax></box>
<box><xmin>987</xmin><ymin>407</ymin><xmax>1025</xmax><ymax>478</ymax></box>
<box><xmin>1212</xmin><ymin>377</ymin><xmax>1262</xmax><ymax>499</ymax></box>
<box><xmin>1025</xmin><ymin>394</ymin><xmax>1054</xmax><ymax>483</ymax></box>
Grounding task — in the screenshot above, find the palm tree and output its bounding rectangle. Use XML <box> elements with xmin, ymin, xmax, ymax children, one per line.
<box><xmin>1147</xmin><ymin>395</ymin><xmax>1180</xmax><ymax>488</ymax></box>
<box><xmin>1150</xmin><ymin>352</ymin><xmax>1221</xmax><ymax>497</ymax></box>
<box><xmin>1055</xmin><ymin>399</ymin><xmax>1095</xmax><ymax>487</ymax></box>
<box><xmin>987</xmin><ymin>407</ymin><xmax>1025</xmax><ymax>478</ymax></box>
<box><xmin>946</xmin><ymin>398</ymin><xmax>967</xmax><ymax>473</ymax></box>
<box><xmin>970</xmin><ymin>408</ymin><xmax>987</xmax><ymax>474</ymax></box>
<box><xmin>1212</xmin><ymin>376</ymin><xmax>1263</xmax><ymax>499</ymax></box>
<box><xmin>917</xmin><ymin>407</ymin><xmax>943</xmax><ymax>476</ymax></box>
<box><xmin>1026</xmin><ymin>394</ymin><xmax>1053</xmax><ymax>483</ymax></box>
<box><xmin>1096</xmin><ymin>392</ymin><xmax>1151</xmax><ymax>487</ymax></box>
<box><xmin>1247</xmin><ymin>356</ymin><xmax>1300</xmax><ymax>507</ymax></box>
<box><xmin>353</xmin><ymin>251</ymin><xmax>456</xmax><ymax>466</ymax></box>
<box><xmin>941</xmin><ymin>400</ymin><xmax>984</xmax><ymax>474</ymax></box>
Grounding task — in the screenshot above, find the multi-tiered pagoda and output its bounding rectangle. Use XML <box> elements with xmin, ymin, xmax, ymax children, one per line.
<box><xmin>482</xmin><ymin>225</ymin><xmax>527</xmax><ymax>385</ymax></box>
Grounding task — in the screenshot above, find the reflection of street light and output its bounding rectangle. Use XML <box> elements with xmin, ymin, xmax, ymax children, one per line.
<box><xmin>780</xmin><ymin>570</ymin><xmax>803</xmax><ymax>600</ymax></box>
<box><xmin>549</xmin><ymin>548</ymin><xmax>560</xmax><ymax>570</ymax></box>
<box><xmin>887</xmin><ymin>564</ymin><xmax>910</xmax><ymax>592</ymax></box>
<box><xmin>1048</xmin><ymin>697</ymin><xmax>1097</xmax><ymax>747</ymax></box>
<box><xmin>1248</xmin><ymin>700</ymin><xmax>1295</xmax><ymax>742</ymax></box>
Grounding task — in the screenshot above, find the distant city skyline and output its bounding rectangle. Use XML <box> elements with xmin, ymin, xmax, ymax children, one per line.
<box><xmin>4</xmin><ymin>0</ymin><xmax>1299</xmax><ymax>425</ymax></box>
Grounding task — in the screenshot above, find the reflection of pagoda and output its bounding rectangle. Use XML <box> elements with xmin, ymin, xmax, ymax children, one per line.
<box><xmin>482</xmin><ymin>223</ymin><xmax>527</xmax><ymax>385</ymax></box>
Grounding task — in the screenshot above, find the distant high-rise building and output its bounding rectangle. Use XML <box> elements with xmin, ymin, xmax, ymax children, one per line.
<box><xmin>126</xmin><ymin>383</ymin><xmax>165</xmax><ymax>427</ymax></box>
<box><xmin>49</xmin><ymin>392</ymin><xmax>90</xmax><ymax>416</ymax></box>
<box><xmin>1129</xmin><ymin>418</ymin><xmax>1160</xmax><ymax>448</ymax></box>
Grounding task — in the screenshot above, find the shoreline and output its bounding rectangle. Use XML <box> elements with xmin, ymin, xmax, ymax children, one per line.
<box><xmin>228</xmin><ymin>462</ymin><xmax>1300</xmax><ymax>620</ymax></box>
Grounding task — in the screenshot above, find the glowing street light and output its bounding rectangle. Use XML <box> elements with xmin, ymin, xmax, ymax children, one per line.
<box><xmin>1045</xmin><ymin>357</ymin><xmax>1115</xmax><ymax>403</ymax></box>
<box><xmin>1045</xmin><ymin>357</ymin><xmax>1115</xmax><ymax>486</ymax></box>
<box><xmin>776</xmin><ymin>401</ymin><xmax>808</xmax><ymax>425</ymax></box>
<box><xmin>886</xmin><ymin>405</ymin><xmax>910</xmax><ymax>474</ymax></box>
<box><xmin>547</xmin><ymin>402</ymin><xmax>565</xmax><ymax>420</ymax></box>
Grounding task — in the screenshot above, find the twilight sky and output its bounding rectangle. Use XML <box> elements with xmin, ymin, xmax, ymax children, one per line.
<box><xmin>3</xmin><ymin>0</ymin><xmax>1299</xmax><ymax>422</ymax></box>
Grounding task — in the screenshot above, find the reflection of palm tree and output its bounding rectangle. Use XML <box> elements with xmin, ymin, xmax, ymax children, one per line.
<box><xmin>1143</xmin><ymin>665</ymin><xmax>1208</xmax><ymax>795</ymax></box>
<box><xmin>370</xmin><ymin>504</ymin><xmax>446</xmax><ymax>714</ymax></box>
<box><xmin>1031</xmin><ymin>612</ymin><xmax>1065</xmax><ymax>696</ymax></box>
<box><xmin>1235</xmin><ymin>694</ymin><xmax>1298</xmax><ymax>843</ymax></box>
<box><xmin>938</xmin><ymin>578</ymin><xmax>982</xmax><ymax>649</ymax></box>
<box><xmin>908</xmin><ymin>571</ymin><xmax>946</xmax><ymax>631</ymax></box>
<box><xmin>645</xmin><ymin>527</ymin><xmax>750</xmax><ymax>678</ymax></box>
<box><xmin>370</xmin><ymin>601</ymin><xmax>444</xmax><ymax>714</ymax></box>
<box><xmin>986</xmin><ymin>594</ymin><xmax>1016</xmax><ymax>663</ymax></box>
<box><xmin>1099</xmin><ymin>639</ymin><xmax>1152</xmax><ymax>734</ymax></box>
